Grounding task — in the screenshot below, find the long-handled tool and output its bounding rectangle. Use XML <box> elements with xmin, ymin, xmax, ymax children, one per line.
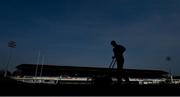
<box><xmin>109</xmin><ymin>58</ymin><xmax>116</xmax><ymax>68</ymax></box>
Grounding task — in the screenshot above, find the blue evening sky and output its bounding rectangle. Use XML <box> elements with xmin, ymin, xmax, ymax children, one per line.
<box><xmin>0</xmin><ymin>0</ymin><xmax>180</xmax><ymax>75</ymax></box>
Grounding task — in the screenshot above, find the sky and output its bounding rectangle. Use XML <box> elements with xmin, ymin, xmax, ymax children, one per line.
<box><xmin>0</xmin><ymin>0</ymin><xmax>180</xmax><ymax>75</ymax></box>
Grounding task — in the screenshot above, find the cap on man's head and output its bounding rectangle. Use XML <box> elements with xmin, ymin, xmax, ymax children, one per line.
<box><xmin>111</xmin><ymin>40</ymin><xmax>116</xmax><ymax>45</ymax></box>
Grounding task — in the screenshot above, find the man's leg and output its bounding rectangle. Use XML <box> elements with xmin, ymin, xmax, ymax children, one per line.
<box><xmin>116</xmin><ymin>59</ymin><xmax>124</xmax><ymax>84</ymax></box>
<box><xmin>117</xmin><ymin>68</ymin><xmax>123</xmax><ymax>84</ymax></box>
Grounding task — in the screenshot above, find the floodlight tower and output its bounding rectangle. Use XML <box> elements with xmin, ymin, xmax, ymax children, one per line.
<box><xmin>166</xmin><ymin>56</ymin><xmax>173</xmax><ymax>84</ymax></box>
<box><xmin>4</xmin><ymin>41</ymin><xmax>16</xmax><ymax>77</ymax></box>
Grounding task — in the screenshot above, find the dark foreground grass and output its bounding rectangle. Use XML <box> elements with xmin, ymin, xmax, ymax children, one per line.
<box><xmin>0</xmin><ymin>76</ymin><xmax>180</xmax><ymax>96</ymax></box>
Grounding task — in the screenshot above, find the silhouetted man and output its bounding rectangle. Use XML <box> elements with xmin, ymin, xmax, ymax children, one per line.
<box><xmin>111</xmin><ymin>40</ymin><xmax>128</xmax><ymax>84</ymax></box>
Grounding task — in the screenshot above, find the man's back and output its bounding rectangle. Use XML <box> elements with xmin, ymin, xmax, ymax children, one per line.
<box><xmin>113</xmin><ymin>45</ymin><xmax>126</xmax><ymax>59</ymax></box>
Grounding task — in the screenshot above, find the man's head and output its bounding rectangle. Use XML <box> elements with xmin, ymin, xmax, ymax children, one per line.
<box><xmin>111</xmin><ymin>40</ymin><xmax>117</xmax><ymax>47</ymax></box>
